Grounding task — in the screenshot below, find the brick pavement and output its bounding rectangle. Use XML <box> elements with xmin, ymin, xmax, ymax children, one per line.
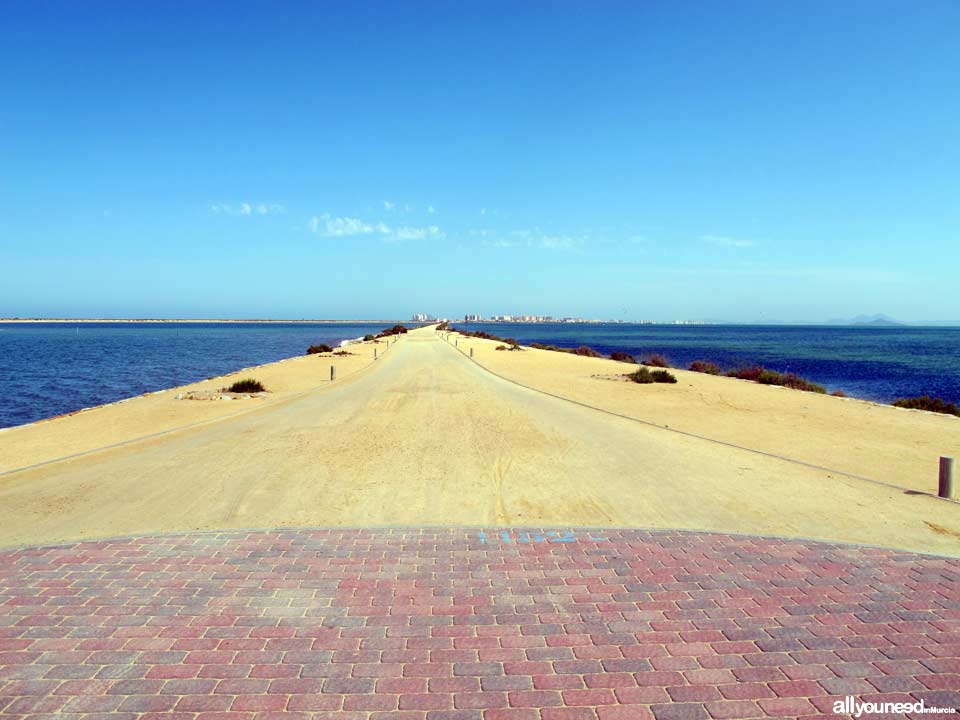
<box><xmin>0</xmin><ymin>528</ymin><xmax>958</xmax><ymax>719</ymax></box>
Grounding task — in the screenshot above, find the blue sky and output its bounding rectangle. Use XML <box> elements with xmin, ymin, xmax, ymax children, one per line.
<box><xmin>1</xmin><ymin>1</ymin><xmax>958</xmax><ymax>322</ymax></box>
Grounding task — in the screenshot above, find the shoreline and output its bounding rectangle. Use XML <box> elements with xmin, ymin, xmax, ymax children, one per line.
<box><xmin>449</xmin><ymin>325</ymin><xmax>960</xmax><ymax>408</ymax></box>
<box><xmin>0</xmin><ymin>333</ymin><xmax>396</xmax><ymax>474</ymax></box>
<box><xmin>0</xmin><ymin>318</ymin><xmax>411</xmax><ymax>324</ymax></box>
<box><xmin>444</xmin><ymin>328</ymin><xmax>960</xmax><ymax>497</ymax></box>
<box><xmin>1</xmin><ymin>324</ymin><xmax>957</xmax><ymax>555</ymax></box>
<box><xmin>0</xmin><ymin>332</ymin><xmax>377</xmax><ymax>433</ymax></box>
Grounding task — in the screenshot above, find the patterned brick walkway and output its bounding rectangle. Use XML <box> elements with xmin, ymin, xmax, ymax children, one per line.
<box><xmin>0</xmin><ymin>529</ymin><xmax>958</xmax><ymax>720</ymax></box>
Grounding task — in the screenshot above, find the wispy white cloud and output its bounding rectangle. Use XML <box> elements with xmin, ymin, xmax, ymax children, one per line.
<box><xmin>392</xmin><ymin>225</ymin><xmax>444</xmax><ymax>241</ymax></box>
<box><xmin>482</xmin><ymin>238</ymin><xmax>524</xmax><ymax>248</ymax></box>
<box><xmin>210</xmin><ymin>202</ymin><xmax>284</xmax><ymax>217</ymax></box>
<box><xmin>700</xmin><ymin>234</ymin><xmax>754</xmax><ymax>248</ymax></box>
<box><xmin>309</xmin><ymin>212</ymin><xmax>443</xmax><ymax>242</ymax></box>
<box><xmin>538</xmin><ymin>233</ymin><xmax>575</xmax><ymax>250</ymax></box>
<box><xmin>427</xmin><ymin>205</ymin><xmax>436</xmax><ymax>215</ymax></box>
<box><xmin>383</xmin><ymin>200</ymin><xmax>395</xmax><ymax>211</ymax></box>
<box><xmin>479</xmin><ymin>227</ymin><xmax>579</xmax><ymax>250</ymax></box>
<box><xmin>309</xmin><ymin>213</ymin><xmax>390</xmax><ymax>237</ymax></box>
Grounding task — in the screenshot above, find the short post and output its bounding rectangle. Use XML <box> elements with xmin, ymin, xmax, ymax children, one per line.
<box><xmin>330</xmin><ymin>365</ymin><xmax>336</xmax><ymax>381</ymax></box>
<box><xmin>939</xmin><ymin>456</ymin><xmax>955</xmax><ymax>499</ymax></box>
<box><xmin>456</xmin><ymin>339</ymin><xmax>459</xmax><ymax>348</ymax></box>
<box><xmin>374</xmin><ymin>348</ymin><xmax>378</xmax><ymax>360</ymax></box>
<box><xmin>470</xmin><ymin>347</ymin><xmax>474</xmax><ymax>358</ymax></box>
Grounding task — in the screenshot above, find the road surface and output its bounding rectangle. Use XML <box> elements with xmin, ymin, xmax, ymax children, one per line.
<box><xmin>1</xmin><ymin>326</ymin><xmax>957</xmax><ymax>552</ymax></box>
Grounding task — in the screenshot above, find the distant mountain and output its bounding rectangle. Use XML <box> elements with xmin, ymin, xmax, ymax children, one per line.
<box><xmin>827</xmin><ymin>314</ymin><xmax>905</xmax><ymax>327</ymax></box>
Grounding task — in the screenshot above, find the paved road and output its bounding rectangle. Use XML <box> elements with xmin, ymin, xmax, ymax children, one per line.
<box><xmin>0</xmin><ymin>327</ymin><xmax>957</xmax><ymax>552</ymax></box>
<box><xmin>0</xmin><ymin>528</ymin><xmax>958</xmax><ymax>719</ymax></box>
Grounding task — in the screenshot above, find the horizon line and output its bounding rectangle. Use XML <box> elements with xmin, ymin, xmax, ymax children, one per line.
<box><xmin>3</xmin><ymin>317</ymin><xmax>959</xmax><ymax>327</ymax></box>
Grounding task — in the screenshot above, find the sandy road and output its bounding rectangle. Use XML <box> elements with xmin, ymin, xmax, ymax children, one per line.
<box><xmin>1</xmin><ymin>326</ymin><xmax>958</xmax><ymax>553</ymax></box>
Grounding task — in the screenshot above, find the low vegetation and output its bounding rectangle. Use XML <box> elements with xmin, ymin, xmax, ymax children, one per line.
<box><xmin>224</xmin><ymin>378</ymin><xmax>265</xmax><ymax>393</ymax></box>
<box><xmin>688</xmin><ymin>360</ymin><xmax>722</xmax><ymax>375</ymax></box>
<box><xmin>306</xmin><ymin>344</ymin><xmax>333</xmax><ymax>354</ymax></box>
<box><xmin>451</xmin><ymin>328</ymin><xmax>524</xmax><ymax>351</ymax></box>
<box><xmin>892</xmin><ymin>395</ymin><xmax>960</xmax><ymax>417</ymax></box>
<box><xmin>363</xmin><ymin>334</ymin><xmax>376</xmax><ymax>342</ymax></box>
<box><xmin>573</xmin><ymin>345</ymin><xmax>603</xmax><ymax>357</ymax></box>
<box><xmin>609</xmin><ymin>351</ymin><xmax>637</xmax><ymax>363</ymax></box>
<box><xmin>641</xmin><ymin>353</ymin><xmax>671</xmax><ymax>368</ymax></box>
<box><xmin>757</xmin><ymin>370</ymin><xmax>826</xmax><ymax>393</ymax></box>
<box><xmin>453</xmin><ymin>327</ymin><xmax>508</xmax><ymax>342</ymax></box>
<box><xmin>436</xmin><ymin>321</ymin><xmax>450</xmax><ymax>331</ymax></box>
<box><xmin>724</xmin><ymin>365</ymin><xmax>825</xmax><ymax>393</ymax></box>
<box><xmin>627</xmin><ymin>367</ymin><xmax>677</xmax><ymax>384</ymax></box>
<box><xmin>377</xmin><ymin>324</ymin><xmax>408</xmax><ymax>338</ymax></box>
<box><xmin>726</xmin><ymin>366</ymin><xmax>765</xmax><ymax>381</ymax></box>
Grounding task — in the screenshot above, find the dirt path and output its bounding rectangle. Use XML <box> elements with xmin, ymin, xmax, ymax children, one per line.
<box><xmin>1</xmin><ymin>326</ymin><xmax>957</xmax><ymax>553</ymax></box>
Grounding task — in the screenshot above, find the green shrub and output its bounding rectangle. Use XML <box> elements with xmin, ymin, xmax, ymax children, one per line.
<box><xmin>436</xmin><ymin>321</ymin><xmax>450</xmax><ymax>331</ymax></box>
<box><xmin>651</xmin><ymin>369</ymin><xmax>678</xmax><ymax>384</ymax></box>
<box><xmin>307</xmin><ymin>344</ymin><xmax>333</xmax><ymax>354</ymax></box>
<box><xmin>892</xmin><ymin>396</ymin><xmax>960</xmax><ymax>417</ymax></box>
<box><xmin>530</xmin><ymin>342</ymin><xmax>564</xmax><ymax>352</ymax></box>
<box><xmin>628</xmin><ymin>367</ymin><xmax>654</xmax><ymax>384</ymax></box>
<box><xmin>641</xmin><ymin>353</ymin><xmax>670</xmax><ymax>368</ymax></box>
<box><xmin>363</xmin><ymin>334</ymin><xmax>376</xmax><ymax>342</ymax></box>
<box><xmin>610</xmin><ymin>351</ymin><xmax>637</xmax><ymax>363</ymax></box>
<box><xmin>225</xmin><ymin>378</ymin><xmax>265</xmax><ymax>393</ymax></box>
<box><xmin>689</xmin><ymin>360</ymin><xmax>721</xmax><ymax>375</ymax></box>
<box><xmin>756</xmin><ymin>370</ymin><xmax>825</xmax><ymax>393</ymax></box>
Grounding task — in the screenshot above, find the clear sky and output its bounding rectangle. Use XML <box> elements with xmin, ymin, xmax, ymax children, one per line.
<box><xmin>2</xmin><ymin>1</ymin><xmax>958</xmax><ymax>322</ymax></box>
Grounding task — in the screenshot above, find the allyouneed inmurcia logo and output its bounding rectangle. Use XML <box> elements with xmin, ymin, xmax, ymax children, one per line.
<box><xmin>833</xmin><ymin>696</ymin><xmax>957</xmax><ymax>716</ymax></box>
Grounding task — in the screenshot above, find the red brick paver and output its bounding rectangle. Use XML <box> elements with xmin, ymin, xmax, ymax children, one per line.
<box><xmin>0</xmin><ymin>528</ymin><xmax>958</xmax><ymax>719</ymax></box>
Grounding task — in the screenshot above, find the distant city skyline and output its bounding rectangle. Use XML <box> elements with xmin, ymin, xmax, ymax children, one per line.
<box><xmin>2</xmin><ymin>2</ymin><xmax>959</xmax><ymax>322</ymax></box>
<box><xmin>4</xmin><ymin>312</ymin><xmax>957</xmax><ymax>327</ymax></box>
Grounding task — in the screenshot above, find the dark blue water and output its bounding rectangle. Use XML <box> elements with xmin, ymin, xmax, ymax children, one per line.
<box><xmin>1</xmin><ymin>322</ymin><xmax>958</xmax><ymax>429</ymax></box>
<box><xmin>460</xmin><ymin>322</ymin><xmax>960</xmax><ymax>406</ymax></box>
<box><xmin>0</xmin><ymin>322</ymin><xmax>399</xmax><ymax>428</ymax></box>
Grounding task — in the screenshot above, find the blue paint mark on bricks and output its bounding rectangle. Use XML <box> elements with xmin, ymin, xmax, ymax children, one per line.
<box><xmin>477</xmin><ymin>530</ymin><xmax>608</xmax><ymax>544</ymax></box>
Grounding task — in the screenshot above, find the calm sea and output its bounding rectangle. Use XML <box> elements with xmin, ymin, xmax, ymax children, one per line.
<box><xmin>459</xmin><ymin>322</ymin><xmax>960</xmax><ymax>407</ymax></box>
<box><xmin>1</xmin><ymin>322</ymin><xmax>958</xmax><ymax>429</ymax></box>
<box><xmin>0</xmin><ymin>322</ymin><xmax>394</xmax><ymax>429</ymax></box>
